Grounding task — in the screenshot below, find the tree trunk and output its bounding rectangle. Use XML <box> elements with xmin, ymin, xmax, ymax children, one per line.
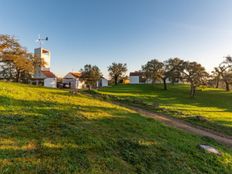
<box><xmin>216</xmin><ymin>78</ymin><xmax>219</xmax><ymax>88</ymax></box>
<box><xmin>171</xmin><ymin>80</ymin><xmax>175</xmax><ymax>85</ymax></box>
<box><xmin>190</xmin><ymin>84</ymin><xmax>196</xmax><ymax>97</ymax></box>
<box><xmin>163</xmin><ymin>78</ymin><xmax>167</xmax><ymax>90</ymax></box>
<box><xmin>225</xmin><ymin>82</ymin><xmax>230</xmax><ymax>91</ymax></box>
<box><xmin>16</xmin><ymin>70</ymin><xmax>20</xmax><ymax>82</ymax></box>
<box><xmin>114</xmin><ymin>76</ymin><xmax>118</xmax><ymax>85</ymax></box>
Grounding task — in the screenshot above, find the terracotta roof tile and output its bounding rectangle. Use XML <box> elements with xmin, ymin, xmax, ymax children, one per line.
<box><xmin>41</xmin><ymin>71</ymin><xmax>56</xmax><ymax>78</ymax></box>
<box><xmin>70</xmin><ymin>72</ymin><xmax>82</xmax><ymax>78</ymax></box>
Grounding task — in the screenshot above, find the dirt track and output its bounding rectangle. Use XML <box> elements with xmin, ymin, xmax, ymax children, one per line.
<box><xmin>118</xmin><ymin>103</ymin><xmax>232</xmax><ymax>147</ymax></box>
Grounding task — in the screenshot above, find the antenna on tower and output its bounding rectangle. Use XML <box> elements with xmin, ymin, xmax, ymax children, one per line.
<box><xmin>36</xmin><ymin>34</ymin><xmax>48</xmax><ymax>48</ymax></box>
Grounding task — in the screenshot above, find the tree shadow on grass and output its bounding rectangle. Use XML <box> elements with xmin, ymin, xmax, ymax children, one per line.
<box><xmin>99</xmin><ymin>84</ymin><xmax>232</xmax><ymax>112</ymax></box>
<box><xmin>0</xmin><ymin>92</ymin><xmax>232</xmax><ymax>173</ymax></box>
<box><xmin>0</xmin><ymin>113</ymin><xmax>231</xmax><ymax>173</ymax></box>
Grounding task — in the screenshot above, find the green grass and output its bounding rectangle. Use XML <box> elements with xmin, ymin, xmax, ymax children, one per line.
<box><xmin>97</xmin><ymin>84</ymin><xmax>232</xmax><ymax>136</ymax></box>
<box><xmin>0</xmin><ymin>82</ymin><xmax>232</xmax><ymax>173</ymax></box>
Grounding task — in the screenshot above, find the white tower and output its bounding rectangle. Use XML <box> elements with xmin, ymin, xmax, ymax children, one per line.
<box><xmin>34</xmin><ymin>47</ymin><xmax>51</xmax><ymax>71</ymax></box>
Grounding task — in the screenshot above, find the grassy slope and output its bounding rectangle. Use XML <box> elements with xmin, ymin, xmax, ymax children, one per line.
<box><xmin>97</xmin><ymin>84</ymin><xmax>232</xmax><ymax>136</ymax></box>
<box><xmin>0</xmin><ymin>82</ymin><xmax>231</xmax><ymax>173</ymax></box>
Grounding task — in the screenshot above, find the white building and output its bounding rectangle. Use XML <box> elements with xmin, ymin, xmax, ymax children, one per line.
<box><xmin>129</xmin><ymin>71</ymin><xmax>179</xmax><ymax>84</ymax></box>
<box><xmin>32</xmin><ymin>47</ymin><xmax>57</xmax><ymax>88</ymax></box>
<box><xmin>63</xmin><ymin>72</ymin><xmax>85</xmax><ymax>89</ymax></box>
<box><xmin>97</xmin><ymin>77</ymin><xmax>108</xmax><ymax>87</ymax></box>
<box><xmin>129</xmin><ymin>72</ymin><xmax>147</xmax><ymax>84</ymax></box>
<box><xmin>41</xmin><ymin>71</ymin><xmax>57</xmax><ymax>88</ymax></box>
<box><xmin>34</xmin><ymin>48</ymin><xmax>51</xmax><ymax>70</ymax></box>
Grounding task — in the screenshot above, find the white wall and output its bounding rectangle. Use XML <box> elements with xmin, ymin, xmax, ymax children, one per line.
<box><xmin>34</xmin><ymin>48</ymin><xmax>51</xmax><ymax>70</ymax></box>
<box><xmin>145</xmin><ymin>79</ymin><xmax>152</xmax><ymax>84</ymax></box>
<box><xmin>63</xmin><ymin>73</ymin><xmax>78</xmax><ymax>85</ymax></box>
<box><xmin>44</xmin><ymin>78</ymin><xmax>57</xmax><ymax>88</ymax></box>
<box><xmin>77</xmin><ymin>80</ymin><xmax>85</xmax><ymax>89</ymax></box>
<box><xmin>101</xmin><ymin>79</ymin><xmax>108</xmax><ymax>87</ymax></box>
<box><xmin>63</xmin><ymin>78</ymin><xmax>76</xmax><ymax>85</ymax></box>
<box><xmin>130</xmin><ymin>76</ymin><xmax>140</xmax><ymax>84</ymax></box>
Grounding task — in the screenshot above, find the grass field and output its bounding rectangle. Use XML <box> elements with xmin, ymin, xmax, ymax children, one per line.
<box><xmin>0</xmin><ymin>82</ymin><xmax>232</xmax><ymax>173</ymax></box>
<box><xmin>97</xmin><ymin>84</ymin><xmax>232</xmax><ymax>136</ymax></box>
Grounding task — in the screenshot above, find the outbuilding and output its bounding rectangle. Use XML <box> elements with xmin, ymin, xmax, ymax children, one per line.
<box><xmin>32</xmin><ymin>70</ymin><xmax>57</xmax><ymax>88</ymax></box>
<box><xmin>129</xmin><ymin>71</ymin><xmax>147</xmax><ymax>84</ymax></box>
<box><xmin>97</xmin><ymin>77</ymin><xmax>108</xmax><ymax>87</ymax></box>
<box><xmin>63</xmin><ymin>72</ymin><xmax>85</xmax><ymax>89</ymax></box>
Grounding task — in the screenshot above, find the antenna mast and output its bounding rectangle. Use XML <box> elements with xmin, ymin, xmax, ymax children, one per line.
<box><xmin>36</xmin><ymin>34</ymin><xmax>48</xmax><ymax>48</ymax></box>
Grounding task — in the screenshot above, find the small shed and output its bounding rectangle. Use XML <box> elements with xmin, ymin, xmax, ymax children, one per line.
<box><xmin>129</xmin><ymin>71</ymin><xmax>146</xmax><ymax>84</ymax></box>
<box><xmin>42</xmin><ymin>71</ymin><xmax>57</xmax><ymax>88</ymax></box>
<box><xmin>32</xmin><ymin>70</ymin><xmax>57</xmax><ymax>88</ymax></box>
<box><xmin>63</xmin><ymin>72</ymin><xmax>85</xmax><ymax>89</ymax></box>
<box><xmin>97</xmin><ymin>77</ymin><xmax>108</xmax><ymax>88</ymax></box>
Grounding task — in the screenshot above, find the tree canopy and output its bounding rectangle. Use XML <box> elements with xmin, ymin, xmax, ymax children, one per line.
<box><xmin>213</xmin><ymin>56</ymin><xmax>232</xmax><ymax>91</ymax></box>
<box><xmin>108</xmin><ymin>62</ymin><xmax>127</xmax><ymax>85</ymax></box>
<box><xmin>142</xmin><ymin>58</ymin><xmax>184</xmax><ymax>90</ymax></box>
<box><xmin>0</xmin><ymin>34</ymin><xmax>34</xmax><ymax>82</ymax></box>
<box><xmin>182</xmin><ymin>61</ymin><xmax>208</xmax><ymax>97</ymax></box>
<box><xmin>142</xmin><ymin>59</ymin><xmax>163</xmax><ymax>84</ymax></box>
<box><xmin>81</xmin><ymin>64</ymin><xmax>102</xmax><ymax>89</ymax></box>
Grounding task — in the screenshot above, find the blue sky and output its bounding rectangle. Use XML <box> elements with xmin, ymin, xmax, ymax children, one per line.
<box><xmin>1</xmin><ymin>0</ymin><xmax>232</xmax><ymax>78</ymax></box>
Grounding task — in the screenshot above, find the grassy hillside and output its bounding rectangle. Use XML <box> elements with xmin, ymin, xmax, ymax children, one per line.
<box><xmin>0</xmin><ymin>82</ymin><xmax>232</xmax><ymax>173</ymax></box>
<box><xmin>97</xmin><ymin>84</ymin><xmax>232</xmax><ymax>136</ymax></box>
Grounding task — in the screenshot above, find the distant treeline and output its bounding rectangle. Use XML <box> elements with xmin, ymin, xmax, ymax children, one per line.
<box><xmin>1</xmin><ymin>34</ymin><xmax>232</xmax><ymax>97</ymax></box>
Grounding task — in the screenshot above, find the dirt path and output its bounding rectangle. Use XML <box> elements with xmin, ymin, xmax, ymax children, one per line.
<box><xmin>117</xmin><ymin>103</ymin><xmax>232</xmax><ymax>147</ymax></box>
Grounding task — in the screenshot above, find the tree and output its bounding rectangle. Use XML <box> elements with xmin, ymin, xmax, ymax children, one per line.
<box><xmin>182</xmin><ymin>61</ymin><xmax>208</xmax><ymax>97</ymax></box>
<box><xmin>161</xmin><ymin>58</ymin><xmax>184</xmax><ymax>90</ymax></box>
<box><xmin>108</xmin><ymin>63</ymin><xmax>127</xmax><ymax>85</ymax></box>
<box><xmin>0</xmin><ymin>34</ymin><xmax>20</xmax><ymax>52</ymax></box>
<box><xmin>211</xmin><ymin>68</ymin><xmax>221</xmax><ymax>88</ymax></box>
<box><xmin>142</xmin><ymin>59</ymin><xmax>163</xmax><ymax>84</ymax></box>
<box><xmin>0</xmin><ymin>34</ymin><xmax>34</xmax><ymax>82</ymax></box>
<box><xmin>81</xmin><ymin>64</ymin><xmax>102</xmax><ymax>90</ymax></box>
<box><xmin>215</xmin><ymin>56</ymin><xmax>232</xmax><ymax>91</ymax></box>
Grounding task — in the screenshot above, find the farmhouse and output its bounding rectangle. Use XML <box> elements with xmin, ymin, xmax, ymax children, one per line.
<box><xmin>63</xmin><ymin>72</ymin><xmax>85</xmax><ymax>89</ymax></box>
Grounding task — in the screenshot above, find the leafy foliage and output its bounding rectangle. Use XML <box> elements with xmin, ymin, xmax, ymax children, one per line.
<box><xmin>81</xmin><ymin>64</ymin><xmax>102</xmax><ymax>89</ymax></box>
<box><xmin>0</xmin><ymin>34</ymin><xmax>34</xmax><ymax>82</ymax></box>
<box><xmin>214</xmin><ymin>56</ymin><xmax>232</xmax><ymax>91</ymax></box>
<box><xmin>142</xmin><ymin>59</ymin><xmax>163</xmax><ymax>84</ymax></box>
<box><xmin>182</xmin><ymin>61</ymin><xmax>208</xmax><ymax>97</ymax></box>
<box><xmin>108</xmin><ymin>62</ymin><xmax>127</xmax><ymax>85</ymax></box>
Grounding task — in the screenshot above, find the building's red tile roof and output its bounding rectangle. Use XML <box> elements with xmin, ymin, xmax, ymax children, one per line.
<box><xmin>129</xmin><ymin>71</ymin><xmax>144</xmax><ymax>76</ymax></box>
<box><xmin>70</xmin><ymin>72</ymin><xmax>82</xmax><ymax>78</ymax></box>
<box><xmin>41</xmin><ymin>71</ymin><xmax>56</xmax><ymax>78</ymax></box>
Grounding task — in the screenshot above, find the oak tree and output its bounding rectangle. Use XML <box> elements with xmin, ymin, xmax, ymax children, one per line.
<box><xmin>108</xmin><ymin>62</ymin><xmax>127</xmax><ymax>85</ymax></box>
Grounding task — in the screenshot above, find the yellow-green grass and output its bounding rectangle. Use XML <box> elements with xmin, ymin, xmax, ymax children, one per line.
<box><xmin>97</xmin><ymin>84</ymin><xmax>232</xmax><ymax>136</ymax></box>
<box><xmin>0</xmin><ymin>82</ymin><xmax>232</xmax><ymax>173</ymax></box>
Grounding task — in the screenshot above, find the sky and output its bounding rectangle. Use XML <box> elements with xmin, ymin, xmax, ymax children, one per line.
<box><xmin>1</xmin><ymin>0</ymin><xmax>232</xmax><ymax>78</ymax></box>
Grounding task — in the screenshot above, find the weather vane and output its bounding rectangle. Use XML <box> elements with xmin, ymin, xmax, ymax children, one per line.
<box><xmin>36</xmin><ymin>34</ymin><xmax>48</xmax><ymax>47</ymax></box>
